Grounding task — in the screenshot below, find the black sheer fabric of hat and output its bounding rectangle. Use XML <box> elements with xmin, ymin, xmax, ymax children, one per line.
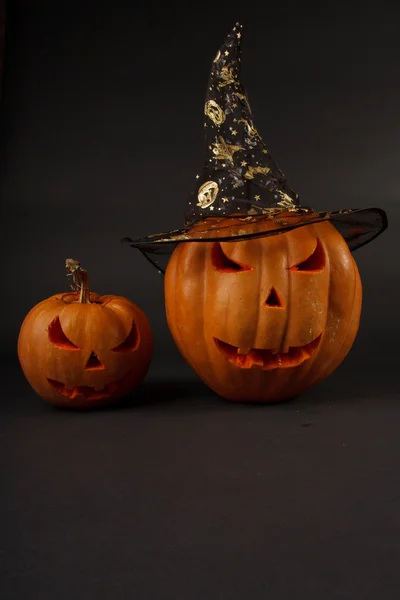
<box><xmin>122</xmin><ymin>22</ymin><xmax>388</xmax><ymax>273</ymax></box>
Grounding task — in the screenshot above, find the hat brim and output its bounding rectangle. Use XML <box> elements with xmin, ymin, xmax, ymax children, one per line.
<box><xmin>122</xmin><ymin>207</ymin><xmax>388</xmax><ymax>249</ymax></box>
<box><xmin>121</xmin><ymin>207</ymin><xmax>388</xmax><ymax>272</ymax></box>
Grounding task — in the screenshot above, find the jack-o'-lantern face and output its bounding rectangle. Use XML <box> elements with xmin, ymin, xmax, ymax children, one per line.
<box><xmin>164</xmin><ymin>215</ymin><xmax>362</xmax><ymax>403</ymax></box>
<box><xmin>18</xmin><ymin>292</ymin><xmax>153</xmax><ymax>409</ymax></box>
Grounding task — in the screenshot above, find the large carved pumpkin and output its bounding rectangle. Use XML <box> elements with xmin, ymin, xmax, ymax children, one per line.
<box><xmin>164</xmin><ymin>214</ymin><xmax>362</xmax><ymax>403</ymax></box>
<box><xmin>18</xmin><ymin>259</ymin><xmax>153</xmax><ymax>409</ymax></box>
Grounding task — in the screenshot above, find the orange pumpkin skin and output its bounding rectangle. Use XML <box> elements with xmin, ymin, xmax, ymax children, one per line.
<box><xmin>18</xmin><ymin>291</ymin><xmax>153</xmax><ymax>409</ymax></box>
<box><xmin>165</xmin><ymin>215</ymin><xmax>362</xmax><ymax>403</ymax></box>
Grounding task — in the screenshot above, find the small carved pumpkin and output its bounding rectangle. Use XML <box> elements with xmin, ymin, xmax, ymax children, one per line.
<box><xmin>18</xmin><ymin>259</ymin><xmax>153</xmax><ymax>409</ymax></box>
<box><xmin>164</xmin><ymin>214</ymin><xmax>362</xmax><ymax>403</ymax></box>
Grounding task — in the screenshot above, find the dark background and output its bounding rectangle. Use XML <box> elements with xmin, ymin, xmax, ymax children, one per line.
<box><xmin>1</xmin><ymin>1</ymin><xmax>399</xmax><ymax>599</ymax></box>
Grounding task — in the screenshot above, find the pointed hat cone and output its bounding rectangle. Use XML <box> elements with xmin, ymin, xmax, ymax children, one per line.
<box><xmin>122</xmin><ymin>23</ymin><xmax>387</xmax><ymax>273</ymax></box>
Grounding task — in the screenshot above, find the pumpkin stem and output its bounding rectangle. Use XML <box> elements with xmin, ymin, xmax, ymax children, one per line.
<box><xmin>65</xmin><ymin>258</ymin><xmax>91</xmax><ymax>304</ymax></box>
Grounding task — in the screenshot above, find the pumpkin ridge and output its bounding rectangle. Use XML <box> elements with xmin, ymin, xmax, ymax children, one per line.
<box><xmin>279</xmin><ymin>232</ymin><xmax>292</xmax><ymax>356</ymax></box>
<box><xmin>205</xmin><ymin>243</ymin><xmax>219</xmax><ymax>385</ymax></box>
<box><xmin>299</xmin><ymin>225</ymin><xmax>331</xmax><ymax>387</ymax></box>
<box><xmin>314</xmin><ymin>251</ymin><xmax>361</xmax><ymax>385</ymax></box>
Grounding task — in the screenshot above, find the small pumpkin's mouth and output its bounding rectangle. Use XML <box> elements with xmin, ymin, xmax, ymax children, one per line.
<box><xmin>214</xmin><ymin>333</ymin><xmax>322</xmax><ymax>370</ymax></box>
<box><xmin>47</xmin><ymin>378</ymin><xmax>122</xmax><ymax>401</ymax></box>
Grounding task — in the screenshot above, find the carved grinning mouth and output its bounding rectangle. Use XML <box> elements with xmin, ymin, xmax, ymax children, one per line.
<box><xmin>214</xmin><ymin>334</ymin><xmax>322</xmax><ymax>370</ymax></box>
<box><xmin>47</xmin><ymin>378</ymin><xmax>122</xmax><ymax>401</ymax></box>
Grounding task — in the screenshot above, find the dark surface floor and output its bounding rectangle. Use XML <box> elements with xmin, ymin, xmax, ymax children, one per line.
<box><xmin>1</xmin><ymin>356</ymin><xmax>399</xmax><ymax>600</ymax></box>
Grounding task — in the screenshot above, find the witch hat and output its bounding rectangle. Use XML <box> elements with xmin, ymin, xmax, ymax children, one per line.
<box><xmin>122</xmin><ymin>22</ymin><xmax>387</xmax><ymax>273</ymax></box>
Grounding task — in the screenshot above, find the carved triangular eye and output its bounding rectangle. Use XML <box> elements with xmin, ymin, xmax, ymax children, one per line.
<box><xmin>288</xmin><ymin>239</ymin><xmax>326</xmax><ymax>272</ymax></box>
<box><xmin>48</xmin><ymin>316</ymin><xmax>80</xmax><ymax>350</ymax></box>
<box><xmin>111</xmin><ymin>322</ymin><xmax>139</xmax><ymax>352</ymax></box>
<box><xmin>211</xmin><ymin>242</ymin><xmax>253</xmax><ymax>272</ymax></box>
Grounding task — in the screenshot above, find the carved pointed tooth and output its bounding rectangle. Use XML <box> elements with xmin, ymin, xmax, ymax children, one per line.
<box><xmin>252</xmin><ymin>351</ymin><xmax>264</xmax><ymax>367</ymax></box>
<box><xmin>237</xmin><ymin>347</ymin><xmax>252</xmax><ymax>355</ymax></box>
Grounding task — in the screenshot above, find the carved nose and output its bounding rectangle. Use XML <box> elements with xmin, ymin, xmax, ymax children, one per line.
<box><xmin>85</xmin><ymin>351</ymin><xmax>104</xmax><ymax>370</ymax></box>
<box><xmin>265</xmin><ymin>287</ymin><xmax>283</xmax><ymax>308</ymax></box>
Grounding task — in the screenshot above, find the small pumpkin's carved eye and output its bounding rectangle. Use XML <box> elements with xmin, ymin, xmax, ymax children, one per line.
<box><xmin>288</xmin><ymin>239</ymin><xmax>326</xmax><ymax>272</ymax></box>
<box><xmin>211</xmin><ymin>242</ymin><xmax>253</xmax><ymax>273</ymax></box>
<box><xmin>48</xmin><ymin>316</ymin><xmax>80</xmax><ymax>350</ymax></box>
<box><xmin>111</xmin><ymin>322</ymin><xmax>139</xmax><ymax>352</ymax></box>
